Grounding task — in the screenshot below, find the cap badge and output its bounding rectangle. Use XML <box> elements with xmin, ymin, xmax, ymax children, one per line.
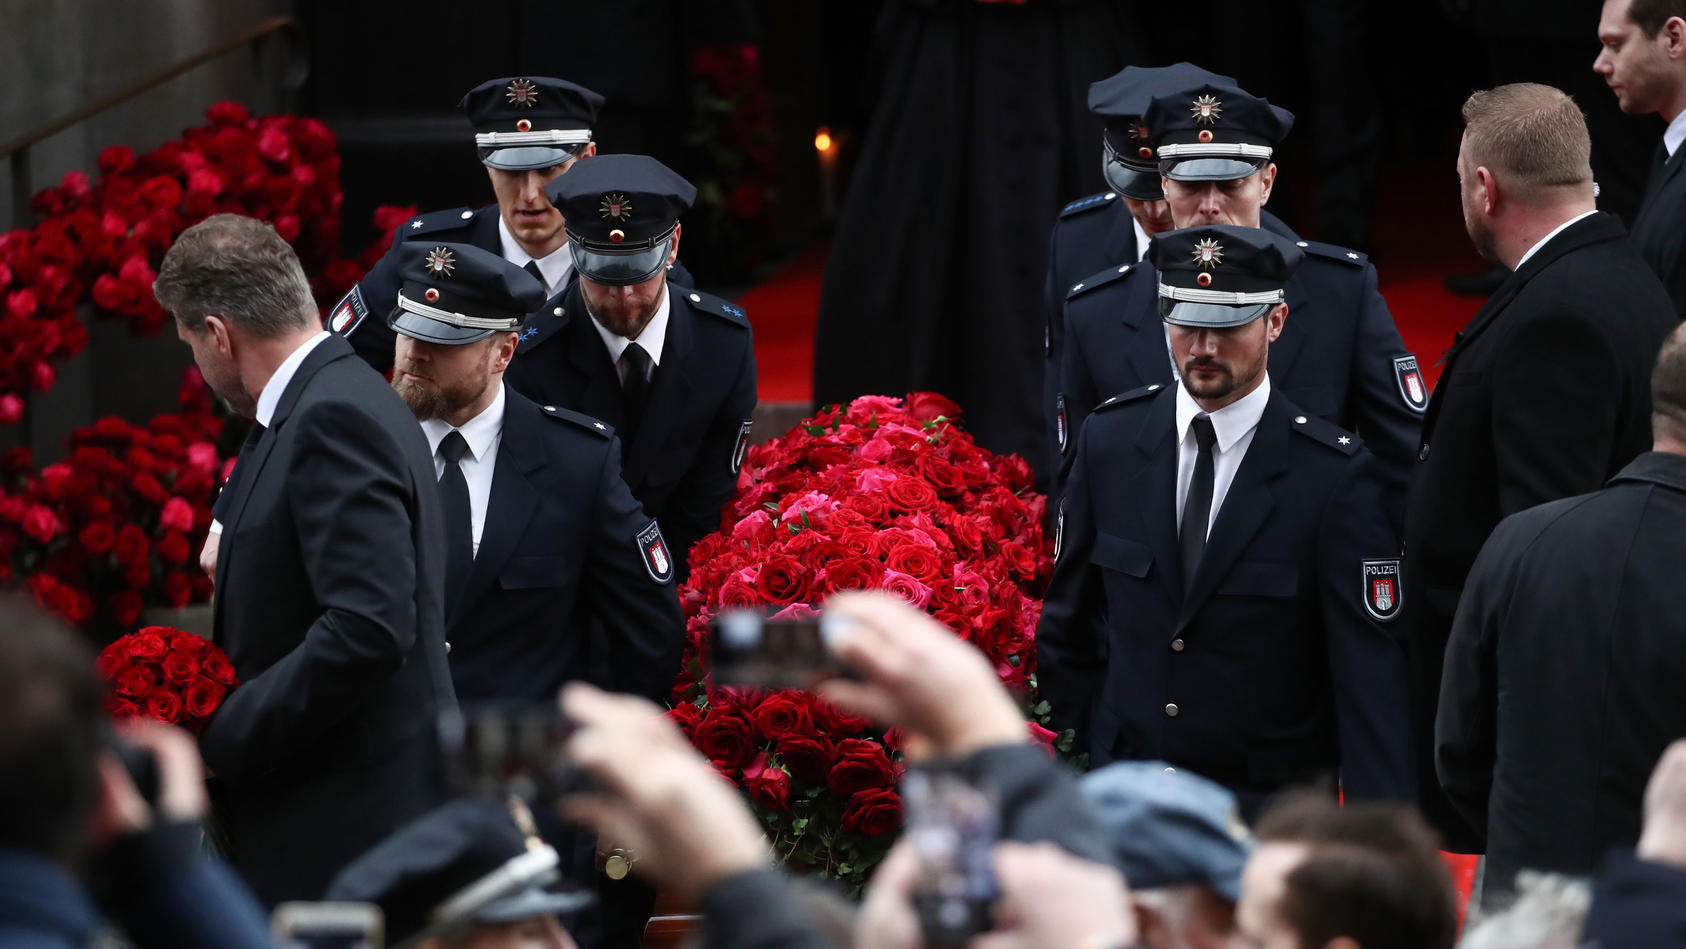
<box><xmin>425</xmin><ymin>246</ymin><xmax>457</xmax><ymax>278</ymax></box>
<box><xmin>1191</xmin><ymin>238</ymin><xmax>1224</xmax><ymax>270</ymax></box>
<box><xmin>1191</xmin><ymin>94</ymin><xmax>1223</xmax><ymax>126</ymax></box>
<box><xmin>599</xmin><ymin>193</ymin><xmax>633</xmax><ymax>223</ymax></box>
<box><xmin>505</xmin><ymin>78</ymin><xmax>539</xmax><ymax>108</ymax></box>
<box><xmin>609</xmin><ymin>229</ymin><xmax>626</xmax><ymax>243</ymax></box>
<box><xmin>515</xmin><ymin>118</ymin><xmax>532</xmax><ymax>132</ymax></box>
<box><xmin>424</xmin><ymin>288</ymin><xmax>440</xmax><ymax>302</ymax></box>
<box><xmin>1130</xmin><ymin>123</ymin><xmax>1154</xmax><ymax>158</ymax></box>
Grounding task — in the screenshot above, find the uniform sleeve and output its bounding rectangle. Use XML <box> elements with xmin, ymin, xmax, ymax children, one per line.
<box><xmin>1583</xmin><ymin>853</ymin><xmax>1686</xmax><ymax>948</ymax></box>
<box><xmin>97</xmin><ymin>822</ymin><xmax>275</xmax><ymax>949</ymax></box>
<box><xmin>1345</xmin><ymin>263</ymin><xmax>1421</xmax><ymax>498</ymax></box>
<box><xmin>586</xmin><ymin>436</ymin><xmax>687</xmax><ymax>701</ymax></box>
<box><xmin>663</xmin><ymin>332</ymin><xmax>757</xmax><ymax>577</ymax></box>
<box><xmin>334</xmin><ymin>230</ymin><xmax>406</xmax><ymax>374</ymax></box>
<box><xmin>1316</xmin><ymin>449</ymin><xmax>1415</xmax><ymax>801</ymax></box>
<box><xmin>1490</xmin><ymin>312</ymin><xmax>1623</xmax><ymax>516</ymax></box>
<box><xmin>199</xmin><ymin>403</ymin><xmax>425</xmax><ymax>781</ymax></box>
<box><xmin>1054</xmin><ymin>306</ymin><xmax>1103</xmax><ymax>498</ymax></box>
<box><xmin>1034</xmin><ymin>423</ymin><xmax>1106</xmax><ymax>755</ymax></box>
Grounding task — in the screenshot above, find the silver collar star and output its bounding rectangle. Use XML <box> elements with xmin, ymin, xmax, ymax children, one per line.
<box><xmin>1346</xmin><ymin>252</ymin><xmax>1360</xmax><ymax>259</ymax></box>
<box><xmin>410</xmin><ymin>220</ymin><xmax>423</xmax><ymax>229</ymax></box>
<box><xmin>1338</xmin><ymin>436</ymin><xmax>1351</xmax><ymax>445</ymax></box>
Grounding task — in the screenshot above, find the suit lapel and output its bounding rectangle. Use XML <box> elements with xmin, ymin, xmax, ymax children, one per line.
<box><xmin>1131</xmin><ymin>392</ymin><xmax>1185</xmax><ymax>596</ymax></box>
<box><xmin>452</xmin><ymin>389</ymin><xmax>544</xmax><ymax>627</ymax></box>
<box><xmin>561</xmin><ymin>297</ymin><xmax>624</xmax><ymax>425</ymax></box>
<box><xmin>1271</xmin><ymin>275</ymin><xmax>1312</xmax><ymax>377</ymax></box>
<box><xmin>1176</xmin><ymin>393</ymin><xmax>1291</xmax><ymax>630</ymax></box>
<box><xmin>1120</xmin><ymin>266</ymin><xmax>1176</xmax><ymax>388</ymax></box>
<box><xmin>1637</xmin><ymin>146</ymin><xmax>1685</xmax><ymax>228</ymax></box>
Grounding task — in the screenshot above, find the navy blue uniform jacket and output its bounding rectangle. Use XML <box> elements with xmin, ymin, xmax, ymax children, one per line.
<box><xmin>446</xmin><ymin>388</ymin><xmax>684</xmax><ymax>704</ymax></box>
<box><xmin>503</xmin><ymin>280</ymin><xmax>756</xmax><ymax>579</ymax></box>
<box><xmin>1037</xmin><ymin>385</ymin><xmax>1413</xmax><ymax>805</ymax></box>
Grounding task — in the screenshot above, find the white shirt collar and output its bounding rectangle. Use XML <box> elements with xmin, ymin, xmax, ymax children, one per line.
<box><xmin>1666</xmin><ymin>110</ymin><xmax>1686</xmax><ymax>160</ymax></box>
<box><xmin>497</xmin><ymin>215</ymin><xmax>574</xmax><ymax>298</ymax></box>
<box><xmin>255</xmin><ymin>331</ymin><xmax>331</xmax><ymax>428</ymax></box>
<box><xmin>590</xmin><ymin>284</ymin><xmax>670</xmax><ymax>368</ymax></box>
<box><xmin>1175</xmin><ymin>372</ymin><xmax>1272</xmax><ymax>453</ymax></box>
<box><xmin>1515</xmin><ymin>209</ymin><xmax>1599</xmax><ymax>270</ymax></box>
<box><xmin>1132</xmin><ymin>215</ymin><xmax>1152</xmax><ymax>263</ymax></box>
<box><xmin>419</xmin><ymin>381</ymin><xmax>506</xmax><ymax>463</ymax></box>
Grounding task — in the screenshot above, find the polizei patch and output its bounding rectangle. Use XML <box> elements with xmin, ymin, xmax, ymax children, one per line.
<box><xmin>328</xmin><ymin>285</ymin><xmax>370</xmax><ymax>336</ymax></box>
<box><xmin>1362</xmin><ymin>559</ymin><xmax>1401</xmax><ymax>622</ymax></box>
<box><xmin>1393</xmin><ymin>354</ymin><xmax>1427</xmax><ymax>413</ymax></box>
<box><xmin>638</xmin><ymin>520</ymin><xmax>674</xmax><ymax>584</ymax></box>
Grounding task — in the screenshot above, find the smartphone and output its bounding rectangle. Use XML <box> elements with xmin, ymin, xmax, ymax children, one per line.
<box><xmin>904</xmin><ymin>769</ymin><xmax>1000</xmax><ymax>948</ymax></box>
<box><xmin>707</xmin><ymin>609</ymin><xmax>849</xmax><ymax>689</ymax></box>
<box><xmin>438</xmin><ymin>704</ymin><xmax>591</xmax><ymax>803</ymax></box>
<box><xmin>272</xmin><ymin>901</ymin><xmax>383</xmax><ymax>949</ymax></box>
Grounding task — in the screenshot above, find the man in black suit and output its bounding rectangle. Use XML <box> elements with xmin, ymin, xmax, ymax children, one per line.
<box><xmin>1596</xmin><ymin>0</ymin><xmax>1686</xmax><ymax>320</ymax></box>
<box><xmin>326</xmin><ymin>76</ymin><xmax>694</xmax><ymax>375</ymax></box>
<box><xmin>1055</xmin><ymin>82</ymin><xmax>1421</xmax><ymax>511</ymax></box>
<box><xmin>1436</xmin><ymin>323</ymin><xmax>1686</xmax><ymax>901</ymax></box>
<box><xmin>1038</xmin><ymin>226</ymin><xmax>1413</xmax><ymax>817</ymax></box>
<box><xmin>1405</xmin><ymin>82</ymin><xmax>1677</xmax><ymax>851</ymax></box>
<box><xmin>154</xmin><ymin>214</ymin><xmax>455</xmax><ymax>906</ymax></box>
<box><xmin>506</xmin><ymin>155</ymin><xmax>756</xmax><ymax>581</ymax></box>
<box><xmin>384</xmin><ymin>240</ymin><xmax>684</xmax><ymax>704</ymax></box>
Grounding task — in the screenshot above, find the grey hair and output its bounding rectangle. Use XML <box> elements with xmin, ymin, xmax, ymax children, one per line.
<box><xmin>153</xmin><ymin>213</ymin><xmax>317</xmax><ymax>338</ymax></box>
<box><xmin>1458</xmin><ymin>871</ymin><xmax>1592</xmax><ymax>949</ymax></box>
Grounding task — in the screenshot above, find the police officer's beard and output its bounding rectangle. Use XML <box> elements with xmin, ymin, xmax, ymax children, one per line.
<box><xmin>392</xmin><ymin>362</ymin><xmax>490</xmax><ymax>422</ymax></box>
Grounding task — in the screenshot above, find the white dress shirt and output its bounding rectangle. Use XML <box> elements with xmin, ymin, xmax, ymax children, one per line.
<box><xmin>1515</xmin><ymin>209</ymin><xmax>1599</xmax><ymax>270</ymax></box>
<box><xmin>1132</xmin><ymin>215</ymin><xmax>1152</xmax><ymax>263</ymax></box>
<box><xmin>209</xmin><ymin>331</ymin><xmax>331</xmax><ymax>536</ymax></box>
<box><xmin>1174</xmin><ymin>374</ymin><xmax>1272</xmax><ymax>540</ymax></box>
<box><xmin>498</xmin><ymin>215</ymin><xmax>574</xmax><ymax>298</ymax></box>
<box><xmin>591</xmin><ymin>285</ymin><xmax>670</xmax><ymax>384</ymax></box>
<box><xmin>1665</xmin><ymin>109</ymin><xmax>1686</xmax><ymax>160</ymax></box>
<box><xmin>420</xmin><ymin>383</ymin><xmax>506</xmax><ymax>555</ymax></box>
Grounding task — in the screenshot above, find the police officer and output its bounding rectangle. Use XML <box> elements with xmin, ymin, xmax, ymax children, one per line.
<box><xmin>506</xmin><ymin>155</ymin><xmax>756</xmax><ymax>584</ymax></box>
<box><xmin>327</xmin><ymin>76</ymin><xmax>694</xmax><ymax>375</ymax></box>
<box><xmin>1044</xmin><ymin>63</ymin><xmax>1303</xmax><ymax>479</ymax></box>
<box><xmin>385</xmin><ymin>241</ymin><xmax>684</xmax><ymax>705</ymax></box>
<box><xmin>326</xmin><ymin>797</ymin><xmax>593</xmax><ymax>949</ymax></box>
<box><xmin>1054</xmin><ymin>82</ymin><xmax>1422</xmax><ymax>516</ymax></box>
<box><xmin>1037</xmin><ymin>225</ymin><xmax>1413</xmax><ymax>816</ymax></box>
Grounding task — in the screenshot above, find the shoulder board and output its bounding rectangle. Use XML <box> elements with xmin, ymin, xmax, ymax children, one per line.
<box><xmin>677</xmin><ymin>289</ymin><xmax>749</xmax><ymax>328</ymax></box>
<box><xmin>1067</xmin><ymin>262</ymin><xmax>1136</xmax><ymax>300</ymax></box>
<box><xmin>396</xmin><ymin>206</ymin><xmax>480</xmax><ymax>240</ymax></box>
<box><xmin>1290</xmin><ymin>412</ymin><xmax>1361</xmax><ymax>455</ymax></box>
<box><xmin>540</xmin><ymin>404</ymin><xmax>614</xmax><ymax>439</ymax></box>
<box><xmin>1294</xmin><ymin>239</ymin><xmax>1368</xmax><ymax>267</ymax></box>
<box><xmin>516</xmin><ymin>302</ymin><xmax>568</xmax><ymax>354</ymax></box>
<box><xmin>1094</xmin><ymin>383</ymin><xmax>1167</xmax><ymax>413</ymax></box>
<box><xmin>1059</xmin><ymin>191</ymin><xmax>1119</xmax><ymax>219</ymax></box>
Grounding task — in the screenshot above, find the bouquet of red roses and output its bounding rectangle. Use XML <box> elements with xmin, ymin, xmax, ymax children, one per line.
<box><xmin>669</xmin><ymin>393</ymin><xmax>1055</xmax><ymax>892</ymax></box>
<box><xmin>97</xmin><ymin>625</ymin><xmax>238</xmax><ymax>732</ymax></box>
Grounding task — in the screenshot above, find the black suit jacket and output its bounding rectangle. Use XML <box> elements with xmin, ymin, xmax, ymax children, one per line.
<box><xmin>1582</xmin><ymin>853</ymin><xmax>1686</xmax><ymax>948</ymax></box>
<box><xmin>329</xmin><ymin>204</ymin><xmax>695</xmax><ymax>374</ymax></box>
<box><xmin>1037</xmin><ymin>386</ymin><xmax>1413</xmax><ymax>808</ymax></box>
<box><xmin>1630</xmin><ymin>145</ymin><xmax>1686</xmax><ymax>322</ymax></box>
<box><xmin>1436</xmin><ymin>453</ymin><xmax>1686</xmax><ymax>893</ymax></box>
<box><xmin>446</xmin><ymin>388</ymin><xmax>685</xmax><ymax>704</ymax></box>
<box><xmin>199</xmin><ymin>334</ymin><xmax>455</xmax><ymax>906</ymax></box>
<box><xmin>1056</xmin><ymin>241</ymin><xmax>1421</xmax><ymax>509</ymax></box>
<box><xmin>503</xmin><ymin>281</ymin><xmax>756</xmax><ymax>577</ymax></box>
<box><xmin>1404</xmin><ymin>211</ymin><xmax>1677</xmax><ymax>850</ymax></box>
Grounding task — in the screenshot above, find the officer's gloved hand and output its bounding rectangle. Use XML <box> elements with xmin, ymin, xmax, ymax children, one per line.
<box><xmin>816</xmin><ymin>592</ymin><xmax>1029</xmax><ymax>761</ymax></box>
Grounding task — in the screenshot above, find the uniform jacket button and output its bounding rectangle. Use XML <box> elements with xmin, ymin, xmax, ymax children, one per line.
<box><xmin>1171</xmin><ymin>638</ymin><xmax>1186</xmax><ymax>652</ymax></box>
<box><xmin>1163</xmin><ymin>766</ymin><xmax>1177</xmax><ymax>775</ymax></box>
<box><xmin>1165</xmin><ymin>703</ymin><xmax>1179</xmax><ymax>718</ymax></box>
<box><xmin>443</xmin><ymin>641</ymin><xmax>452</xmax><ymax>655</ymax></box>
<box><xmin>1418</xmin><ymin>445</ymin><xmax>1431</xmax><ymax>462</ymax></box>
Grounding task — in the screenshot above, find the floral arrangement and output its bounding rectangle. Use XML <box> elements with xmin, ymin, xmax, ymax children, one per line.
<box><xmin>668</xmin><ymin>393</ymin><xmax>1054</xmax><ymax>891</ymax></box>
<box><xmin>684</xmin><ymin>42</ymin><xmax>779</xmax><ymax>281</ymax></box>
<box><xmin>98</xmin><ymin>625</ymin><xmax>239</xmax><ymax>732</ymax></box>
<box><xmin>0</xmin><ymin>369</ymin><xmax>223</xmax><ymax>630</ymax></box>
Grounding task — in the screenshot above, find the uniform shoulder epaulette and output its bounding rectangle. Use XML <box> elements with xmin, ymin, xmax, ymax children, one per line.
<box><xmin>678</xmin><ymin>289</ymin><xmax>749</xmax><ymax>328</ymax></box>
<box><xmin>1294</xmin><ymin>239</ymin><xmax>1368</xmax><ymax>267</ymax></box>
<box><xmin>540</xmin><ymin>404</ymin><xmax>614</xmax><ymax>439</ymax></box>
<box><xmin>395</xmin><ymin>206</ymin><xmax>480</xmax><ymax>240</ymax></box>
<box><xmin>516</xmin><ymin>304</ymin><xmax>567</xmax><ymax>354</ymax></box>
<box><xmin>1067</xmin><ymin>261</ymin><xmax>1136</xmax><ymax>300</ymax></box>
<box><xmin>1094</xmin><ymin>383</ymin><xmax>1167</xmax><ymax>413</ymax></box>
<box><xmin>1289</xmin><ymin>412</ymin><xmax>1361</xmax><ymax>456</ymax></box>
<box><xmin>1059</xmin><ymin>190</ymin><xmax>1119</xmax><ymax>220</ymax></box>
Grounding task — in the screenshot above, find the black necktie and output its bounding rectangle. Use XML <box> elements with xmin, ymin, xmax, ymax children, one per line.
<box><xmin>620</xmin><ymin>342</ymin><xmax>652</xmax><ymax>442</ymax></box>
<box><xmin>523</xmin><ymin>260</ymin><xmax>545</xmax><ymax>290</ymax></box>
<box><xmin>212</xmin><ymin>420</ymin><xmax>266</xmax><ymax>520</ymax></box>
<box><xmin>1180</xmin><ymin>416</ymin><xmax>1217</xmax><ymax>591</ymax></box>
<box><xmin>438</xmin><ymin>430</ymin><xmax>473</xmax><ymax>616</ymax></box>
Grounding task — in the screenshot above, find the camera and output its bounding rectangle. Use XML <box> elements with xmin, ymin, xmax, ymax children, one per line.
<box><xmin>707</xmin><ymin>608</ymin><xmax>850</xmax><ymax>689</ymax></box>
<box><xmin>438</xmin><ymin>704</ymin><xmax>592</xmax><ymax>804</ymax></box>
<box><xmin>272</xmin><ymin>901</ymin><xmax>383</xmax><ymax>949</ymax></box>
<box><xmin>904</xmin><ymin>768</ymin><xmax>1000</xmax><ymax>948</ymax></box>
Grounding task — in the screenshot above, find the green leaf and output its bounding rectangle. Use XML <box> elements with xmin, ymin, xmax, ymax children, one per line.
<box><xmin>1032</xmin><ymin>700</ymin><xmax>1051</xmax><ymax>717</ymax></box>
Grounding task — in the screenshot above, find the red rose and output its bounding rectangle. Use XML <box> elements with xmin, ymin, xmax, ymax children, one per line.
<box><xmin>754</xmin><ymin>554</ymin><xmax>811</xmax><ymax>605</ymax></box>
<box><xmin>159</xmin><ymin>496</ymin><xmax>195</xmax><ymax>533</ymax></box>
<box><xmin>827</xmin><ymin>738</ymin><xmax>897</xmax><ymax>797</ymax></box>
<box><xmin>0</xmin><ymin>395</ymin><xmax>22</xmax><ymax>425</ymax></box>
<box><xmin>718</xmin><ymin>569</ymin><xmax>761</xmax><ymax>610</ymax></box>
<box><xmin>125</xmin><ymin>629</ymin><xmax>168</xmax><ymax>661</ymax></box>
<box><xmin>998</xmin><ymin>540</ymin><xmax>1037</xmax><ymax>581</ymax></box>
<box><xmin>841</xmin><ymin>787</ymin><xmax>903</xmax><ymax>837</ymax></box>
<box><xmin>78</xmin><ymin>520</ymin><xmax>116</xmax><ymax>553</ymax></box>
<box><xmin>114</xmin><ymin>664</ymin><xmax>155</xmax><ymax>698</ymax></box>
<box><xmin>884</xmin><ymin>543</ymin><xmax>946</xmax><ymax>583</ymax></box>
<box><xmin>144</xmin><ymin>688</ymin><xmax>183</xmax><ymax>724</ymax></box>
<box><xmin>905</xmin><ymin>392</ymin><xmax>961</xmax><ymax>422</ymax></box>
<box><xmin>183</xmin><ymin>677</ymin><xmax>226</xmax><ymax>721</ymax></box>
<box><xmin>1027</xmin><ymin>721</ymin><xmax>1058</xmax><ymax>755</ymax></box>
<box><xmin>22</xmin><ymin>504</ymin><xmax>61</xmax><ymax>543</ymax></box>
<box><xmin>742</xmin><ymin>753</ymin><xmax>792</xmax><ymax>811</ymax></box>
<box><xmin>823</xmin><ymin>557</ymin><xmax>885</xmax><ymax>594</ymax></box>
<box><xmin>775</xmin><ymin>735</ymin><xmax>833</xmax><ymax>785</ymax></box>
<box><xmin>811</xmin><ymin>697</ymin><xmax>872</xmax><ymax>735</ymax></box>
<box><xmin>199</xmin><ymin>649</ymin><xmax>237</xmax><ymax>686</ymax></box>
<box><xmin>694</xmin><ymin>706</ymin><xmax>758</xmax><ymax>769</ymax></box>
<box><xmin>107</xmin><ymin>696</ymin><xmax>143</xmax><ymax>721</ymax></box>
<box><xmin>109</xmin><ymin>591</ymin><xmax>143</xmax><ymax>628</ymax></box>
<box><xmin>132</xmin><ymin>471</ymin><xmax>168</xmax><ymax>504</ymax></box>
<box><xmin>667</xmin><ymin>702</ymin><xmax>707</xmax><ymax>739</ymax></box>
<box><xmin>751</xmin><ymin>692</ymin><xmax>815</xmax><ymax>742</ymax></box>
<box><xmin>157</xmin><ymin>530</ymin><xmax>191</xmax><ymax>565</ymax></box>
<box><xmin>880</xmin><ymin>569</ymin><xmax>934</xmax><ymax>609</ymax></box>
<box><xmin>884</xmin><ymin>477</ymin><xmax>939</xmax><ymax>513</ymax></box>
<box><xmin>163</xmin><ymin>571</ymin><xmax>193</xmax><ymax>608</ymax></box>
<box><xmin>161</xmin><ymin>649</ymin><xmax>201</xmax><ymax>685</ymax></box>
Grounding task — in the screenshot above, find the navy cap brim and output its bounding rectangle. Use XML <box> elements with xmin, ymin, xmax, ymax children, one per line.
<box><xmin>1164</xmin><ymin>157</ymin><xmax>1266</xmax><ymax>182</ymax></box>
<box><xmin>481</xmin><ymin>145</ymin><xmax>575</xmax><ymax>172</ymax></box>
<box><xmin>569</xmin><ymin>240</ymin><xmax>670</xmax><ymax>287</ymax></box>
<box><xmin>389</xmin><ymin>306</ymin><xmax>501</xmax><ymax>345</ymax></box>
<box><xmin>1163</xmin><ymin>300</ymin><xmax>1272</xmax><ymax>328</ymax></box>
<box><xmin>472</xmin><ymin>885</ymin><xmax>595</xmax><ymax>925</ymax></box>
<box><xmin>1103</xmin><ymin>161</ymin><xmax>1163</xmax><ymax>202</ymax></box>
